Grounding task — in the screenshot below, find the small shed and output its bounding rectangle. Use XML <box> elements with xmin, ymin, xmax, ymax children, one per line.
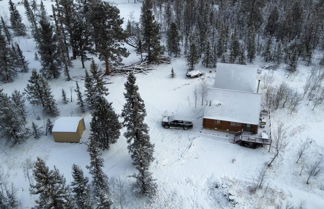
<box><xmin>52</xmin><ymin>117</ymin><xmax>85</xmax><ymax>143</ymax></box>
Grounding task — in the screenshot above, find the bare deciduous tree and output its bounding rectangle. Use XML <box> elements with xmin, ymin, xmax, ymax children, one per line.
<box><xmin>199</xmin><ymin>80</ymin><xmax>208</xmax><ymax>106</ymax></box>
<box><xmin>296</xmin><ymin>138</ymin><xmax>312</xmax><ymax>164</ymax></box>
<box><xmin>306</xmin><ymin>158</ymin><xmax>321</xmax><ymax>184</ymax></box>
<box><xmin>268</xmin><ymin>123</ymin><xmax>288</xmax><ymax>167</ymax></box>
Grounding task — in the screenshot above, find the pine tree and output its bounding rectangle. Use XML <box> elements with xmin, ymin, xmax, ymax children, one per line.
<box><xmin>247</xmin><ymin>27</ymin><xmax>256</xmax><ymax>63</ymax></box>
<box><xmin>0</xmin><ymin>183</ymin><xmax>18</xmax><ymax>209</ymax></box>
<box><xmin>229</xmin><ymin>31</ymin><xmax>240</xmax><ymax>63</ymax></box>
<box><xmin>170</xmin><ymin>68</ymin><xmax>175</xmax><ymax>78</ymax></box>
<box><xmin>121</xmin><ymin>73</ymin><xmax>157</xmax><ymax>197</ymax></box>
<box><xmin>89</xmin><ymin>1</ymin><xmax>129</xmax><ymax>75</ymax></box>
<box><xmin>38</xmin><ymin>16</ymin><xmax>61</xmax><ymax>79</ymax></box>
<box><xmin>25</xmin><ymin>70</ymin><xmax>59</xmax><ymax>116</ymax></box>
<box><xmin>90</xmin><ymin>96</ymin><xmax>121</xmax><ymax>150</ymax></box>
<box><xmin>167</xmin><ymin>22</ymin><xmax>180</xmax><ymax>57</ymax></box>
<box><xmin>141</xmin><ymin>0</ymin><xmax>163</xmax><ymax>63</ymax></box>
<box><xmin>13</xmin><ymin>43</ymin><xmax>29</xmax><ymax>72</ymax></box>
<box><xmin>31</xmin><ymin>122</ymin><xmax>42</xmax><ymax>139</ymax></box>
<box><xmin>263</xmin><ymin>37</ymin><xmax>273</xmax><ymax>62</ymax></box>
<box><xmin>202</xmin><ymin>41</ymin><xmax>217</xmax><ymax>68</ymax></box>
<box><xmin>45</xmin><ymin>119</ymin><xmax>53</xmax><ymax>135</ymax></box>
<box><xmin>8</xmin><ymin>0</ymin><xmax>26</xmax><ymax>36</ymax></box>
<box><xmin>287</xmin><ymin>44</ymin><xmax>299</xmax><ymax>72</ymax></box>
<box><xmin>217</xmin><ymin>25</ymin><xmax>228</xmax><ymax>59</ymax></box>
<box><xmin>71</xmin><ymin>164</ymin><xmax>91</xmax><ymax>209</ymax></box>
<box><xmin>1</xmin><ymin>17</ymin><xmax>12</xmax><ymax>44</ymax></box>
<box><xmin>238</xmin><ymin>46</ymin><xmax>246</xmax><ymax>65</ymax></box>
<box><xmin>0</xmin><ymin>89</ymin><xmax>29</xmax><ymax>145</ymax></box>
<box><xmin>265</xmin><ymin>7</ymin><xmax>279</xmax><ymax>37</ymax></box>
<box><xmin>90</xmin><ymin>60</ymin><xmax>108</xmax><ymax>97</ymax></box>
<box><xmin>87</xmin><ymin>139</ymin><xmax>112</xmax><ymax>209</ymax></box>
<box><xmin>75</xmin><ymin>81</ymin><xmax>85</xmax><ymax>113</ymax></box>
<box><xmin>85</xmin><ymin>61</ymin><xmax>108</xmax><ymax>109</ymax></box>
<box><xmin>11</xmin><ymin>90</ymin><xmax>27</xmax><ymax>123</ymax></box>
<box><xmin>55</xmin><ymin>0</ymin><xmax>78</xmax><ymax>59</ymax></box>
<box><xmin>24</xmin><ymin>0</ymin><xmax>40</xmax><ymax>42</ymax></box>
<box><xmin>73</xmin><ymin>5</ymin><xmax>92</xmax><ymax>69</ymax></box>
<box><xmin>61</xmin><ymin>89</ymin><xmax>68</xmax><ymax>104</ymax></box>
<box><xmin>30</xmin><ymin>158</ymin><xmax>73</xmax><ymax>209</ymax></box>
<box><xmin>0</xmin><ymin>34</ymin><xmax>17</xmax><ymax>82</ymax></box>
<box><xmin>186</xmin><ymin>40</ymin><xmax>199</xmax><ymax>71</ymax></box>
<box><xmin>84</xmin><ymin>69</ymin><xmax>95</xmax><ymax>109</ymax></box>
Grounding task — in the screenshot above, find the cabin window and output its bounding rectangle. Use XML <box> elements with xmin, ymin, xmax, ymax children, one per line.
<box><xmin>230</xmin><ymin>122</ymin><xmax>240</xmax><ymax>127</ymax></box>
<box><xmin>214</xmin><ymin>120</ymin><xmax>221</xmax><ymax>124</ymax></box>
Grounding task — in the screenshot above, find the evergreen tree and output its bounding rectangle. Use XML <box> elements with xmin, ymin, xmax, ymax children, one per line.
<box><xmin>229</xmin><ymin>31</ymin><xmax>240</xmax><ymax>63</ymax></box>
<box><xmin>55</xmin><ymin>0</ymin><xmax>78</xmax><ymax>59</ymax></box>
<box><xmin>186</xmin><ymin>40</ymin><xmax>199</xmax><ymax>71</ymax></box>
<box><xmin>25</xmin><ymin>70</ymin><xmax>59</xmax><ymax>116</ymax></box>
<box><xmin>238</xmin><ymin>46</ymin><xmax>246</xmax><ymax>65</ymax></box>
<box><xmin>121</xmin><ymin>73</ymin><xmax>156</xmax><ymax>197</ymax></box>
<box><xmin>167</xmin><ymin>22</ymin><xmax>180</xmax><ymax>57</ymax></box>
<box><xmin>30</xmin><ymin>158</ymin><xmax>73</xmax><ymax>209</ymax></box>
<box><xmin>71</xmin><ymin>164</ymin><xmax>91</xmax><ymax>209</ymax></box>
<box><xmin>11</xmin><ymin>90</ymin><xmax>27</xmax><ymax>123</ymax></box>
<box><xmin>90</xmin><ymin>96</ymin><xmax>121</xmax><ymax>150</ymax></box>
<box><xmin>84</xmin><ymin>69</ymin><xmax>95</xmax><ymax>109</ymax></box>
<box><xmin>217</xmin><ymin>25</ymin><xmax>228</xmax><ymax>59</ymax></box>
<box><xmin>90</xmin><ymin>60</ymin><xmax>108</xmax><ymax>97</ymax></box>
<box><xmin>0</xmin><ymin>89</ymin><xmax>29</xmax><ymax>145</ymax></box>
<box><xmin>75</xmin><ymin>81</ymin><xmax>85</xmax><ymax>113</ymax></box>
<box><xmin>170</xmin><ymin>68</ymin><xmax>175</xmax><ymax>78</ymax></box>
<box><xmin>8</xmin><ymin>0</ymin><xmax>26</xmax><ymax>36</ymax></box>
<box><xmin>73</xmin><ymin>3</ymin><xmax>93</xmax><ymax>69</ymax></box>
<box><xmin>52</xmin><ymin>5</ymin><xmax>71</xmax><ymax>81</ymax></box>
<box><xmin>287</xmin><ymin>44</ymin><xmax>299</xmax><ymax>72</ymax></box>
<box><xmin>87</xmin><ymin>139</ymin><xmax>112</xmax><ymax>209</ymax></box>
<box><xmin>265</xmin><ymin>7</ymin><xmax>279</xmax><ymax>37</ymax></box>
<box><xmin>0</xmin><ymin>34</ymin><xmax>17</xmax><ymax>82</ymax></box>
<box><xmin>13</xmin><ymin>43</ymin><xmax>29</xmax><ymax>72</ymax></box>
<box><xmin>141</xmin><ymin>0</ymin><xmax>163</xmax><ymax>63</ymax></box>
<box><xmin>247</xmin><ymin>27</ymin><xmax>256</xmax><ymax>63</ymax></box>
<box><xmin>0</xmin><ymin>183</ymin><xmax>18</xmax><ymax>209</ymax></box>
<box><xmin>1</xmin><ymin>17</ymin><xmax>12</xmax><ymax>44</ymax></box>
<box><xmin>89</xmin><ymin>1</ymin><xmax>129</xmax><ymax>75</ymax></box>
<box><xmin>263</xmin><ymin>37</ymin><xmax>273</xmax><ymax>62</ymax></box>
<box><xmin>24</xmin><ymin>0</ymin><xmax>40</xmax><ymax>42</ymax></box>
<box><xmin>85</xmin><ymin>61</ymin><xmax>108</xmax><ymax>109</ymax></box>
<box><xmin>31</xmin><ymin>122</ymin><xmax>42</xmax><ymax>139</ymax></box>
<box><xmin>62</xmin><ymin>89</ymin><xmax>68</xmax><ymax>104</ymax></box>
<box><xmin>202</xmin><ymin>41</ymin><xmax>217</xmax><ymax>68</ymax></box>
<box><xmin>38</xmin><ymin>17</ymin><xmax>61</xmax><ymax>79</ymax></box>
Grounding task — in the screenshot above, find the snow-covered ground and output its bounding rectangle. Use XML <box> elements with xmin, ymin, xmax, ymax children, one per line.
<box><xmin>0</xmin><ymin>0</ymin><xmax>324</xmax><ymax>208</ymax></box>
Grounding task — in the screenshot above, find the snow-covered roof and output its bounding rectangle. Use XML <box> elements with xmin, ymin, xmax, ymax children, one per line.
<box><xmin>214</xmin><ymin>64</ymin><xmax>258</xmax><ymax>93</ymax></box>
<box><xmin>204</xmin><ymin>88</ymin><xmax>261</xmax><ymax>125</ymax></box>
<box><xmin>52</xmin><ymin>117</ymin><xmax>83</xmax><ymax>133</ymax></box>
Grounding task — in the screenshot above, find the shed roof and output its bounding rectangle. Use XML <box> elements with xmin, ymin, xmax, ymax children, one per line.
<box><xmin>204</xmin><ymin>88</ymin><xmax>261</xmax><ymax>125</ymax></box>
<box><xmin>52</xmin><ymin>117</ymin><xmax>83</xmax><ymax>133</ymax></box>
<box><xmin>214</xmin><ymin>64</ymin><xmax>258</xmax><ymax>93</ymax></box>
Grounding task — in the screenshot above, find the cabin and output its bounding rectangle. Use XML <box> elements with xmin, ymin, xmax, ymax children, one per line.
<box><xmin>52</xmin><ymin>117</ymin><xmax>86</xmax><ymax>143</ymax></box>
<box><xmin>203</xmin><ymin>65</ymin><xmax>262</xmax><ymax>134</ymax></box>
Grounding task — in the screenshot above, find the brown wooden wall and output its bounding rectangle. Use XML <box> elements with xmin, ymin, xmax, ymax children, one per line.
<box><xmin>203</xmin><ymin>118</ymin><xmax>258</xmax><ymax>134</ymax></box>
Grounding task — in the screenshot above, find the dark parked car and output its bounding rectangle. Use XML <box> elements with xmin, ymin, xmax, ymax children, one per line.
<box><xmin>162</xmin><ymin>116</ymin><xmax>193</xmax><ymax>130</ymax></box>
